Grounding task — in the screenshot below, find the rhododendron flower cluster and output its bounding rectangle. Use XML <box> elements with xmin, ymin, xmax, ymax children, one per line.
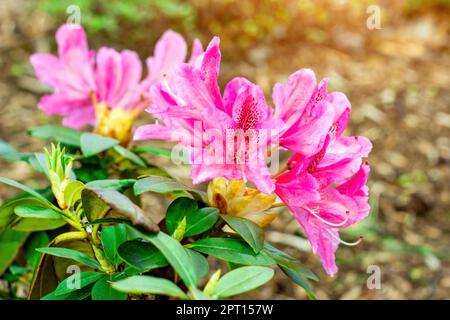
<box><xmin>29</xmin><ymin>24</ymin><xmax>372</xmax><ymax>276</ymax></box>
<box><xmin>135</xmin><ymin>37</ymin><xmax>372</xmax><ymax>275</ymax></box>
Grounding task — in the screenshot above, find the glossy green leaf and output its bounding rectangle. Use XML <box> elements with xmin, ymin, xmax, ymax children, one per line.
<box><xmin>0</xmin><ymin>196</ymin><xmax>45</xmax><ymax>228</ymax></box>
<box><xmin>28</xmin><ymin>125</ymin><xmax>81</xmax><ymax>147</ymax></box>
<box><xmin>101</xmin><ymin>224</ymin><xmax>127</xmax><ymax>266</ymax></box>
<box><xmin>0</xmin><ymin>229</ymin><xmax>28</xmax><ymax>275</ymax></box>
<box><xmin>80</xmin><ymin>133</ymin><xmax>118</xmax><ymax>157</ymax></box>
<box><xmin>187</xmin><ymin>238</ymin><xmax>275</xmax><ymax>266</ymax></box>
<box><xmin>125</xmin><ymin>226</ymin><xmax>198</xmax><ymax>288</ymax></box>
<box><xmin>112</xmin><ymin>145</ymin><xmax>146</xmax><ymax>167</ymax></box>
<box><xmin>51</xmin><ymin>271</ymin><xmax>103</xmax><ymax>296</ymax></box>
<box><xmin>81</xmin><ymin>188</ymin><xmax>110</xmax><ymax>222</ymax></box>
<box><xmin>41</xmin><ymin>285</ymin><xmax>93</xmax><ymax>300</ymax></box>
<box><xmin>118</xmin><ymin>240</ymin><xmax>168</xmax><ymax>271</ymax></box>
<box><xmin>221</xmin><ymin>215</ymin><xmax>264</xmax><ymax>253</ymax></box>
<box><xmin>86</xmin><ymin>179</ymin><xmax>136</xmax><ymax>191</ymax></box>
<box><xmin>131</xmin><ymin>146</ymin><xmax>172</xmax><ymax>158</ymax></box>
<box><xmin>24</xmin><ymin>232</ymin><xmax>49</xmax><ymax>270</ymax></box>
<box><xmin>91</xmin><ymin>274</ymin><xmax>128</xmax><ymax>300</ymax></box>
<box><xmin>11</xmin><ymin>218</ymin><xmax>67</xmax><ymax>231</ymax></box>
<box><xmin>63</xmin><ymin>180</ymin><xmax>85</xmax><ymax>208</ymax></box>
<box><xmin>133</xmin><ymin>176</ymin><xmax>207</xmax><ymax>202</ymax></box>
<box><xmin>186</xmin><ymin>248</ymin><xmax>209</xmax><ymax>278</ymax></box>
<box><xmin>212</xmin><ymin>266</ymin><xmax>274</xmax><ymax>298</ymax></box>
<box><xmin>36</xmin><ymin>247</ymin><xmax>100</xmax><ymax>270</ymax></box>
<box><xmin>166</xmin><ymin>197</ymin><xmax>219</xmax><ymax>238</ymax></box>
<box><xmin>0</xmin><ymin>176</ymin><xmax>53</xmax><ymax>207</ymax></box>
<box><xmin>112</xmin><ymin>275</ymin><xmax>188</xmax><ymax>299</ymax></box>
<box><xmin>263</xmin><ymin>242</ymin><xmax>318</xmax><ymax>281</ymax></box>
<box><xmin>280</xmin><ymin>265</ymin><xmax>317</xmax><ymax>300</ymax></box>
<box><xmin>14</xmin><ymin>205</ymin><xmax>62</xmax><ymax>219</ymax></box>
<box><xmin>81</xmin><ymin>188</ymin><xmax>158</xmax><ymax>232</ymax></box>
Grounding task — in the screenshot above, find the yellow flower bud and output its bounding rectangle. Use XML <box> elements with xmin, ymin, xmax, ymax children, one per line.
<box><xmin>207</xmin><ymin>178</ymin><xmax>278</xmax><ymax>228</ymax></box>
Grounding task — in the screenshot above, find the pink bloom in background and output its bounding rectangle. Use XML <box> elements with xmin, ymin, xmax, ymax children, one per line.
<box><xmin>31</xmin><ymin>24</ymin><xmax>97</xmax><ymax>128</ymax></box>
<box><xmin>31</xmin><ymin>24</ymin><xmax>196</xmax><ymax>129</ymax></box>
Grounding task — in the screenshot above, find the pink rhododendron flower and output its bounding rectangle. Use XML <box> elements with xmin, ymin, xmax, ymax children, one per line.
<box><xmin>135</xmin><ymin>37</ymin><xmax>283</xmax><ymax>194</ymax></box>
<box><xmin>273</xmin><ymin>69</ymin><xmax>351</xmax><ymax>155</ymax></box>
<box><xmin>275</xmin><ymin>134</ymin><xmax>372</xmax><ymax>275</ymax></box>
<box><xmin>31</xmin><ymin>24</ymin><xmax>198</xmax><ymax>130</ymax></box>
<box><xmin>30</xmin><ymin>24</ymin><xmax>97</xmax><ymax>128</ymax></box>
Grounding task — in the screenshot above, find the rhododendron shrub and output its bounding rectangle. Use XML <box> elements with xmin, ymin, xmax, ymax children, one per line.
<box><xmin>0</xmin><ymin>24</ymin><xmax>371</xmax><ymax>300</ymax></box>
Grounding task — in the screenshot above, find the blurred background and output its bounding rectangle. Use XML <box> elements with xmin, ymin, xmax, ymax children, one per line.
<box><xmin>0</xmin><ymin>0</ymin><xmax>449</xmax><ymax>299</ymax></box>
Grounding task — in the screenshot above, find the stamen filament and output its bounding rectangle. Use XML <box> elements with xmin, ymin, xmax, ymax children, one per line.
<box><xmin>306</xmin><ymin>207</ymin><xmax>350</xmax><ymax>227</ymax></box>
<box><xmin>326</xmin><ymin>230</ymin><xmax>364</xmax><ymax>246</ymax></box>
<box><xmin>271</xmin><ymin>164</ymin><xmax>289</xmax><ymax>179</ymax></box>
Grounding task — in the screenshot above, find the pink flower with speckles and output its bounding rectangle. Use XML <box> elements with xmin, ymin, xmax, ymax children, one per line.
<box><xmin>275</xmin><ymin>134</ymin><xmax>372</xmax><ymax>275</ymax></box>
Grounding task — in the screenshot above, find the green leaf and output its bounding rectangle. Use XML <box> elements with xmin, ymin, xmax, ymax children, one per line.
<box><xmin>186</xmin><ymin>248</ymin><xmax>209</xmax><ymax>278</ymax></box>
<box><xmin>118</xmin><ymin>240</ymin><xmax>168</xmax><ymax>271</ymax></box>
<box><xmin>187</xmin><ymin>238</ymin><xmax>275</xmax><ymax>266</ymax></box>
<box><xmin>12</xmin><ymin>205</ymin><xmax>66</xmax><ymax>231</ymax></box>
<box><xmin>36</xmin><ymin>247</ymin><xmax>101</xmax><ymax>270</ymax></box>
<box><xmin>125</xmin><ymin>226</ymin><xmax>198</xmax><ymax>288</ymax></box>
<box><xmin>0</xmin><ymin>140</ymin><xmax>27</xmax><ymax>162</ymax></box>
<box><xmin>112</xmin><ymin>275</ymin><xmax>188</xmax><ymax>299</ymax></box>
<box><xmin>41</xmin><ymin>285</ymin><xmax>93</xmax><ymax>300</ymax></box>
<box><xmin>221</xmin><ymin>215</ymin><xmax>264</xmax><ymax>253</ymax></box>
<box><xmin>24</xmin><ymin>232</ymin><xmax>49</xmax><ymax>270</ymax></box>
<box><xmin>28</xmin><ymin>125</ymin><xmax>81</xmax><ymax>147</ymax></box>
<box><xmin>82</xmin><ymin>188</ymin><xmax>159</xmax><ymax>232</ymax></box>
<box><xmin>63</xmin><ymin>180</ymin><xmax>85</xmax><ymax>208</ymax></box>
<box><xmin>0</xmin><ymin>196</ymin><xmax>45</xmax><ymax>228</ymax></box>
<box><xmin>14</xmin><ymin>205</ymin><xmax>62</xmax><ymax>219</ymax></box>
<box><xmin>0</xmin><ymin>229</ymin><xmax>28</xmax><ymax>275</ymax></box>
<box><xmin>166</xmin><ymin>198</ymin><xmax>197</xmax><ymax>235</ymax></box>
<box><xmin>51</xmin><ymin>271</ymin><xmax>103</xmax><ymax>296</ymax></box>
<box><xmin>112</xmin><ymin>145</ymin><xmax>146</xmax><ymax>167</ymax></box>
<box><xmin>263</xmin><ymin>242</ymin><xmax>317</xmax><ymax>299</ymax></box>
<box><xmin>263</xmin><ymin>242</ymin><xmax>318</xmax><ymax>281</ymax></box>
<box><xmin>134</xmin><ymin>176</ymin><xmax>207</xmax><ymax>202</ymax></box>
<box><xmin>166</xmin><ymin>198</ymin><xmax>219</xmax><ymax>238</ymax></box>
<box><xmin>11</xmin><ymin>218</ymin><xmax>67</xmax><ymax>231</ymax></box>
<box><xmin>212</xmin><ymin>266</ymin><xmax>274</xmax><ymax>298</ymax></box>
<box><xmin>280</xmin><ymin>265</ymin><xmax>317</xmax><ymax>300</ymax></box>
<box><xmin>91</xmin><ymin>274</ymin><xmax>128</xmax><ymax>300</ymax></box>
<box><xmin>101</xmin><ymin>224</ymin><xmax>127</xmax><ymax>266</ymax></box>
<box><xmin>86</xmin><ymin>179</ymin><xmax>136</xmax><ymax>191</ymax></box>
<box><xmin>81</xmin><ymin>188</ymin><xmax>110</xmax><ymax>222</ymax></box>
<box><xmin>80</xmin><ymin>133</ymin><xmax>118</xmax><ymax>157</ymax></box>
<box><xmin>86</xmin><ymin>218</ymin><xmax>129</xmax><ymax>226</ymax></box>
<box><xmin>0</xmin><ymin>176</ymin><xmax>53</xmax><ymax>207</ymax></box>
<box><xmin>131</xmin><ymin>146</ymin><xmax>172</xmax><ymax>158</ymax></box>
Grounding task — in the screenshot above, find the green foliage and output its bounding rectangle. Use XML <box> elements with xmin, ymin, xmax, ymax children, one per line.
<box><xmin>166</xmin><ymin>197</ymin><xmax>219</xmax><ymax>238</ymax></box>
<box><xmin>0</xmin><ymin>125</ymin><xmax>318</xmax><ymax>300</ymax></box>
<box><xmin>36</xmin><ymin>247</ymin><xmax>101</xmax><ymax>270</ymax></box>
<box><xmin>221</xmin><ymin>215</ymin><xmax>264</xmax><ymax>253</ymax></box>
<box><xmin>187</xmin><ymin>238</ymin><xmax>275</xmax><ymax>266</ymax></box>
<box><xmin>211</xmin><ymin>266</ymin><xmax>274</xmax><ymax>298</ymax></box>
<box><xmin>80</xmin><ymin>133</ymin><xmax>119</xmax><ymax>157</ymax></box>
<box><xmin>134</xmin><ymin>176</ymin><xmax>207</xmax><ymax>202</ymax></box>
<box><xmin>112</xmin><ymin>275</ymin><xmax>188</xmax><ymax>299</ymax></box>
